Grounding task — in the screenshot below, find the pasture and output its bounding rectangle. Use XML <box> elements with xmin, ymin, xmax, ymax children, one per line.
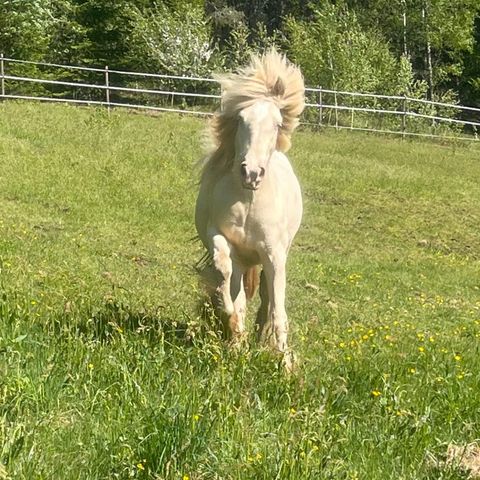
<box><xmin>1</xmin><ymin>101</ymin><xmax>480</xmax><ymax>479</ymax></box>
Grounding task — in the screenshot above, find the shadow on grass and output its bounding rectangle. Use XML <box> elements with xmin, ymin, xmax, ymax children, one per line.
<box><xmin>45</xmin><ymin>295</ymin><xmax>225</xmax><ymax>349</ymax></box>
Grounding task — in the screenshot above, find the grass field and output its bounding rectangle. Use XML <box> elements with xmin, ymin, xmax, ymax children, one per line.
<box><xmin>1</xmin><ymin>101</ymin><xmax>480</xmax><ymax>480</ymax></box>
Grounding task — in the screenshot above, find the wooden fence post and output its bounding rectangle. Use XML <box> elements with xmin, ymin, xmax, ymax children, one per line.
<box><xmin>1</xmin><ymin>54</ymin><xmax>5</xmax><ymax>98</ymax></box>
<box><xmin>105</xmin><ymin>65</ymin><xmax>110</xmax><ymax>112</ymax></box>
<box><xmin>402</xmin><ymin>94</ymin><xmax>407</xmax><ymax>139</ymax></box>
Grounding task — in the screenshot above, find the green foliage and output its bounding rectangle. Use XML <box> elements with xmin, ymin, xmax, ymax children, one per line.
<box><xmin>1</xmin><ymin>102</ymin><xmax>480</xmax><ymax>478</ymax></box>
<box><xmin>0</xmin><ymin>0</ymin><xmax>52</xmax><ymax>60</ymax></box>
<box><xmin>346</xmin><ymin>0</ymin><xmax>480</xmax><ymax>98</ymax></box>
<box><xmin>0</xmin><ymin>0</ymin><xmax>479</xmax><ymax>121</ymax></box>
<box><xmin>126</xmin><ymin>4</ymin><xmax>222</xmax><ymax>77</ymax></box>
<box><xmin>285</xmin><ymin>3</ymin><xmax>401</xmax><ymax>93</ymax></box>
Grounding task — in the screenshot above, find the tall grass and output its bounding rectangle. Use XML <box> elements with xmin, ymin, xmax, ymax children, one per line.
<box><xmin>1</xmin><ymin>101</ymin><xmax>479</xmax><ymax>479</ymax></box>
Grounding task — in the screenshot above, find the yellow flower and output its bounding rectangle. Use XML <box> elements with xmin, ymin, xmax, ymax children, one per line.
<box><xmin>371</xmin><ymin>390</ymin><xmax>381</xmax><ymax>397</ymax></box>
<box><xmin>454</xmin><ymin>354</ymin><xmax>462</xmax><ymax>361</ymax></box>
<box><xmin>136</xmin><ymin>463</ymin><xmax>145</xmax><ymax>471</ymax></box>
<box><xmin>289</xmin><ymin>407</ymin><xmax>296</xmax><ymax>415</ymax></box>
<box><xmin>88</xmin><ymin>363</ymin><xmax>94</xmax><ymax>370</ymax></box>
<box><xmin>408</xmin><ymin>368</ymin><xmax>416</xmax><ymax>374</ymax></box>
<box><xmin>183</xmin><ymin>475</ymin><xmax>190</xmax><ymax>480</ymax></box>
<box><xmin>193</xmin><ymin>414</ymin><xmax>200</xmax><ymax>421</ymax></box>
<box><xmin>418</xmin><ymin>346</ymin><xmax>425</xmax><ymax>353</ymax></box>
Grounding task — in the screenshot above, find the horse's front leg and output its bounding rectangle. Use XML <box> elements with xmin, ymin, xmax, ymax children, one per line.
<box><xmin>228</xmin><ymin>263</ymin><xmax>247</xmax><ymax>342</ymax></box>
<box><xmin>210</xmin><ymin>231</ymin><xmax>234</xmax><ymax>316</ymax></box>
<box><xmin>260</xmin><ymin>250</ymin><xmax>290</xmax><ymax>358</ymax></box>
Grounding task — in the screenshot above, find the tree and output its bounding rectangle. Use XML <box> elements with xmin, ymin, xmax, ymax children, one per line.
<box><xmin>345</xmin><ymin>0</ymin><xmax>480</xmax><ymax>99</ymax></box>
<box><xmin>285</xmin><ymin>3</ymin><xmax>402</xmax><ymax>93</ymax></box>
<box><xmin>0</xmin><ymin>0</ymin><xmax>53</xmax><ymax>60</ymax></box>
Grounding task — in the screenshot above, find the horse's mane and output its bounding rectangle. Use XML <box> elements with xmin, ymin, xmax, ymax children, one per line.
<box><xmin>201</xmin><ymin>49</ymin><xmax>305</xmax><ymax>180</ymax></box>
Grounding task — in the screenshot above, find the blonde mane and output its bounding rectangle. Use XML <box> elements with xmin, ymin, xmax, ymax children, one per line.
<box><xmin>201</xmin><ymin>49</ymin><xmax>305</xmax><ymax>179</ymax></box>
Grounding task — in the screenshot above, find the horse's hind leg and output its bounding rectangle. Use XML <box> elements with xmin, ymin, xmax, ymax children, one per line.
<box><xmin>255</xmin><ymin>270</ymin><xmax>269</xmax><ymax>341</ymax></box>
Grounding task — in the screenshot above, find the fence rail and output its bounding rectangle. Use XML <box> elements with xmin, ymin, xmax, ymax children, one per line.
<box><xmin>1</xmin><ymin>56</ymin><xmax>479</xmax><ymax>142</ymax></box>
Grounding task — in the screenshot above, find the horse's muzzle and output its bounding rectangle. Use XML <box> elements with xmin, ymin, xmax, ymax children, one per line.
<box><xmin>240</xmin><ymin>163</ymin><xmax>265</xmax><ymax>190</ymax></box>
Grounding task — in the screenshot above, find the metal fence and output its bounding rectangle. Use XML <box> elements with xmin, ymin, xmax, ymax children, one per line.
<box><xmin>1</xmin><ymin>55</ymin><xmax>479</xmax><ymax>142</ymax></box>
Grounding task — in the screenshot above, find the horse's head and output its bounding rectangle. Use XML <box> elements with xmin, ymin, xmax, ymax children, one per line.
<box><xmin>235</xmin><ymin>99</ymin><xmax>282</xmax><ymax>191</ymax></box>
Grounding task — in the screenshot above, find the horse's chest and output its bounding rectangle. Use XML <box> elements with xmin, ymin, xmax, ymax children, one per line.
<box><xmin>219</xmin><ymin>203</ymin><xmax>264</xmax><ymax>249</ymax></box>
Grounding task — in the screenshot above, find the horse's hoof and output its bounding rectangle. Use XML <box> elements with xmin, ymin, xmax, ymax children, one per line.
<box><xmin>229</xmin><ymin>332</ymin><xmax>248</xmax><ymax>350</ymax></box>
<box><xmin>281</xmin><ymin>351</ymin><xmax>298</xmax><ymax>373</ymax></box>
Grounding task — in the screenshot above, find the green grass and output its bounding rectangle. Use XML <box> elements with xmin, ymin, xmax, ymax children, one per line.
<box><xmin>1</xmin><ymin>101</ymin><xmax>480</xmax><ymax>480</ymax></box>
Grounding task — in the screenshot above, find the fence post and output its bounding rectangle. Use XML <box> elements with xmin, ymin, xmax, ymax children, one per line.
<box><xmin>334</xmin><ymin>90</ymin><xmax>339</xmax><ymax>131</ymax></box>
<box><xmin>105</xmin><ymin>65</ymin><xmax>110</xmax><ymax>112</ymax></box>
<box><xmin>402</xmin><ymin>94</ymin><xmax>407</xmax><ymax>139</ymax></box>
<box><xmin>1</xmin><ymin>54</ymin><xmax>5</xmax><ymax>99</ymax></box>
<box><xmin>350</xmin><ymin>97</ymin><xmax>354</xmax><ymax>130</ymax></box>
<box><xmin>317</xmin><ymin>86</ymin><xmax>323</xmax><ymax>127</ymax></box>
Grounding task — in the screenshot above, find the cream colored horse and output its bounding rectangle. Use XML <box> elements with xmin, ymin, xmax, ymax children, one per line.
<box><xmin>195</xmin><ymin>50</ymin><xmax>304</xmax><ymax>367</ymax></box>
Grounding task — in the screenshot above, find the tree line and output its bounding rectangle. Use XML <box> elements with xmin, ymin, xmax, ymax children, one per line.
<box><xmin>1</xmin><ymin>0</ymin><xmax>479</xmax><ymax>109</ymax></box>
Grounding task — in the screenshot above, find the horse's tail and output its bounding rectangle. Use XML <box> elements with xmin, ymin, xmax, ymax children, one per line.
<box><xmin>243</xmin><ymin>266</ymin><xmax>260</xmax><ymax>301</ymax></box>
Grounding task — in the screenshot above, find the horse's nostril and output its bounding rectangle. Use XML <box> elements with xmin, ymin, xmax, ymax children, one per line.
<box><xmin>240</xmin><ymin>163</ymin><xmax>248</xmax><ymax>176</ymax></box>
<box><xmin>259</xmin><ymin>167</ymin><xmax>265</xmax><ymax>178</ymax></box>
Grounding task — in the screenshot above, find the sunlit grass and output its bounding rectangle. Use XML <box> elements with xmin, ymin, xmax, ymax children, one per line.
<box><xmin>1</xmin><ymin>101</ymin><xmax>479</xmax><ymax>479</ymax></box>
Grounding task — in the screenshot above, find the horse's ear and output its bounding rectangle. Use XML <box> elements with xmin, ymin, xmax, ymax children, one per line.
<box><xmin>272</xmin><ymin>76</ymin><xmax>285</xmax><ymax>97</ymax></box>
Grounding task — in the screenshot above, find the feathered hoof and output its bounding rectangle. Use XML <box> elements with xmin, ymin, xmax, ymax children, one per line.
<box><xmin>215</xmin><ymin>288</ymin><xmax>234</xmax><ymax>316</ymax></box>
<box><xmin>281</xmin><ymin>350</ymin><xmax>298</xmax><ymax>374</ymax></box>
<box><xmin>228</xmin><ymin>331</ymin><xmax>248</xmax><ymax>350</ymax></box>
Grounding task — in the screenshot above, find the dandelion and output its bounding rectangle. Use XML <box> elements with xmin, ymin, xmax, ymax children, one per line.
<box><xmin>408</xmin><ymin>368</ymin><xmax>416</xmax><ymax>374</ymax></box>
<box><xmin>88</xmin><ymin>363</ymin><xmax>94</xmax><ymax>370</ymax></box>
<box><xmin>193</xmin><ymin>414</ymin><xmax>200</xmax><ymax>421</ymax></box>
<box><xmin>289</xmin><ymin>407</ymin><xmax>296</xmax><ymax>415</ymax></box>
<box><xmin>183</xmin><ymin>475</ymin><xmax>190</xmax><ymax>480</ymax></box>
<box><xmin>418</xmin><ymin>346</ymin><xmax>425</xmax><ymax>353</ymax></box>
<box><xmin>136</xmin><ymin>463</ymin><xmax>145</xmax><ymax>471</ymax></box>
<box><xmin>339</xmin><ymin>342</ymin><xmax>346</xmax><ymax>348</ymax></box>
<box><xmin>371</xmin><ymin>390</ymin><xmax>382</xmax><ymax>397</ymax></box>
<box><xmin>454</xmin><ymin>354</ymin><xmax>462</xmax><ymax>361</ymax></box>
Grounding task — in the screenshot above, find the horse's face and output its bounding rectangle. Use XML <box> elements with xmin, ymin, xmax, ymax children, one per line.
<box><xmin>235</xmin><ymin>100</ymin><xmax>282</xmax><ymax>190</ymax></box>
